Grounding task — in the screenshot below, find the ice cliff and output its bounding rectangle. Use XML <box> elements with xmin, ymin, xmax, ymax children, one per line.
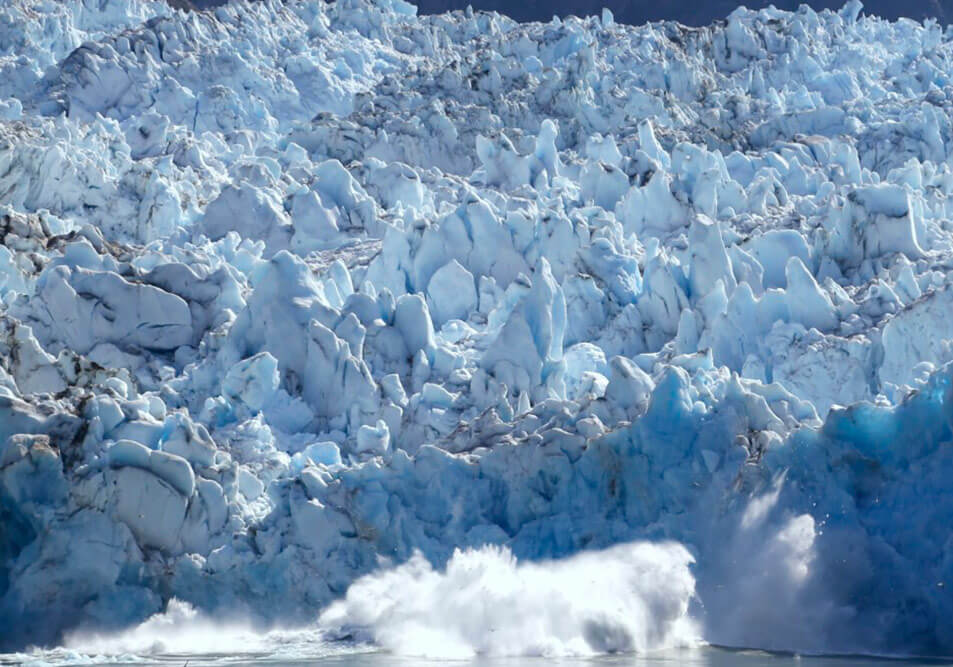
<box><xmin>1</xmin><ymin>0</ymin><xmax>953</xmax><ymax>657</ymax></box>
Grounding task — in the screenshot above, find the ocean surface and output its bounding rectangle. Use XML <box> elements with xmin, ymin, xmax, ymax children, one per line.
<box><xmin>4</xmin><ymin>646</ymin><xmax>952</xmax><ymax>667</ymax></box>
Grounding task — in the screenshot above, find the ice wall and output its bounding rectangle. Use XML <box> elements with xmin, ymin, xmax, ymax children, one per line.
<box><xmin>1</xmin><ymin>0</ymin><xmax>953</xmax><ymax>656</ymax></box>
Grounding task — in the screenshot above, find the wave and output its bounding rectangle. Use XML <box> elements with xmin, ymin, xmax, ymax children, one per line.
<box><xmin>6</xmin><ymin>600</ymin><xmax>355</xmax><ymax>667</ymax></box>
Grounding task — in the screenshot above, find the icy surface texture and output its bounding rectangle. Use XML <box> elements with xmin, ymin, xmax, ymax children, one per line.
<box><xmin>1</xmin><ymin>0</ymin><xmax>953</xmax><ymax>656</ymax></box>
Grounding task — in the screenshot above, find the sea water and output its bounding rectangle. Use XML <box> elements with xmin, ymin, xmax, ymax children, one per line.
<box><xmin>4</xmin><ymin>646</ymin><xmax>951</xmax><ymax>667</ymax></box>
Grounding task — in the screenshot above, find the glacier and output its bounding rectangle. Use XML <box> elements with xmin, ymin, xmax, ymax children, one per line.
<box><xmin>1</xmin><ymin>0</ymin><xmax>953</xmax><ymax>657</ymax></box>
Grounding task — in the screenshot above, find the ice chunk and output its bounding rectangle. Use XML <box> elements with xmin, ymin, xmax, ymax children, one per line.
<box><xmin>110</xmin><ymin>466</ymin><xmax>187</xmax><ymax>552</ymax></box>
<box><xmin>688</xmin><ymin>216</ymin><xmax>736</xmax><ymax>300</ymax></box>
<box><xmin>826</xmin><ymin>184</ymin><xmax>927</xmax><ymax>267</ymax></box>
<box><xmin>290</xmin><ymin>190</ymin><xmax>341</xmax><ymax>252</ymax></box>
<box><xmin>394</xmin><ymin>293</ymin><xmax>436</xmax><ymax>358</ymax></box>
<box><xmin>107</xmin><ymin>440</ymin><xmax>194</xmax><ymax>497</ymax></box>
<box><xmin>222</xmin><ymin>352</ymin><xmax>280</xmax><ymax>411</ymax></box>
<box><xmin>427</xmin><ymin>259</ymin><xmax>477</xmax><ymax>328</ymax></box>
<box><xmin>784</xmin><ymin>257</ymin><xmax>838</xmax><ymax>332</ymax></box>
<box><xmin>355</xmin><ymin>419</ymin><xmax>390</xmax><ymax>455</ymax></box>
<box><xmin>29</xmin><ymin>266</ymin><xmax>193</xmax><ymax>354</ymax></box>
<box><xmin>380</xmin><ymin>373</ymin><xmax>408</xmax><ymax>407</ymax></box>
<box><xmin>300</xmin><ymin>441</ymin><xmax>343</xmax><ymax>467</ymax></box>
<box><xmin>617</xmin><ymin>171</ymin><xmax>685</xmax><ymax>235</ymax></box>
<box><xmin>476</xmin><ymin>133</ymin><xmax>531</xmax><ymax>189</ymax></box>
<box><xmin>106</xmin><ymin>439</ymin><xmax>152</xmax><ymax>470</ymax></box>
<box><xmin>201</xmin><ymin>184</ymin><xmax>291</xmax><ymax>256</ymax></box>
<box><xmin>744</xmin><ymin>230</ymin><xmax>811</xmax><ymax>289</ymax></box>
<box><xmin>605</xmin><ymin>356</ymin><xmax>655</xmax><ymax>415</ymax></box>
<box><xmin>563</xmin><ymin>343</ymin><xmax>609</xmax><ymax>401</ymax></box>
<box><xmin>584</xmin><ymin>133</ymin><xmax>622</xmax><ymax>166</ymax></box>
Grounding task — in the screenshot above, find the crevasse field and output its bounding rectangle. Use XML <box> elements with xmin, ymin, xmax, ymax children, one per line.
<box><xmin>2</xmin><ymin>0</ymin><xmax>953</xmax><ymax>660</ymax></box>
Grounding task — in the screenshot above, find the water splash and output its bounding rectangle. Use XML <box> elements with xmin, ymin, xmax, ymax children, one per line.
<box><xmin>8</xmin><ymin>600</ymin><xmax>350</xmax><ymax>667</ymax></box>
<box><xmin>318</xmin><ymin>541</ymin><xmax>699</xmax><ymax>659</ymax></box>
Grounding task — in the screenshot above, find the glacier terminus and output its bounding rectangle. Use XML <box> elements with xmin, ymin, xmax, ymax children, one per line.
<box><xmin>1</xmin><ymin>0</ymin><xmax>953</xmax><ymax>659</ymax></box>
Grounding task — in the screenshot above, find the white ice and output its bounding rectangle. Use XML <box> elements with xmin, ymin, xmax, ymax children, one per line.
<box><xmin>1</xmin><ymin>0</ymin><xmax>953</xmax><ymax>658</ymax></box>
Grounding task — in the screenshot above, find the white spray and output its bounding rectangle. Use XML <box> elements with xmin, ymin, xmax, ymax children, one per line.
<box><xmin>318</xmin><ymin>541</ymin><xmax>699</xmax><ymax>658</ymax></box>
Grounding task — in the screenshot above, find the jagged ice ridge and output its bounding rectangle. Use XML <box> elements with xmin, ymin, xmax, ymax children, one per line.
<box><xmin>1</xmin><ymin>0</ymin><xmax>953</xmax><ymax>657</ymax></box>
